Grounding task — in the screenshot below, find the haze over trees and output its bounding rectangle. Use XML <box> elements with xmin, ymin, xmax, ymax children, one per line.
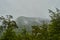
<box><xmin>0</xmin><ymin>8</ymin><xmax>60</xmax><ymax>40</ymax></box>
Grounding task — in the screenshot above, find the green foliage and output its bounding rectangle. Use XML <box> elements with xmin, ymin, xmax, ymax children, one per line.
<box><xmin>0</xmin><ymin>15</ymin><xmax>17</xmax><ymax>40</ymax></box>
<box><xmin>48</xmin><ymin>8</ymin><xmax>60</xmax><ymax>40</ymax></box>
<box><xmin>0</xmin><ymin>8</ymin><xmax>60</xmax><ymax>40</ymax></box>
<box><xmin>32</xmin><ymin>22</ymin><xmax>48</xmax><ymax>40</ymax></box>
<box><xmin>0</xmin><ymin>27</ymin><xmax>17</xmax><ymax>40</ymax></box>
<box><xmin>16</xmin><ymin>28</ymin><xmax>32</xmax><ymax>40</ymax></box>
<box><xmin>0</xmin><ymin>15</ymin><xmax>49</xmax><ymax>40</ymax></box>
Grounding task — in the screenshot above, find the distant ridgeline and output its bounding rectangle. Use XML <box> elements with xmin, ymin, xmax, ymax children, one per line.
<box><xmin>16</xmin><ymin>16</ymin><xmax>50</xmax><ymax>32</ymax></box>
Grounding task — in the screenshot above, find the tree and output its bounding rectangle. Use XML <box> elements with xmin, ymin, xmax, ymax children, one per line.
<box><xmin>32</xmin><ymin>21</ymin><xmax>48</xmax><ymax>40</ymax></box>
<box><xmin>48</xmin><ymin>8</ymin><xmax>60</xmax><ymax>40</ymax></box>
<box><xmin>0</xmin><ymin>15</ymin><xmax>18</xmax><ymax>31</ymax></box>
<box><xmin>16</xmin><ymin>27</ymin><xmax>32</xmax><ymax>40</ymax></box>
<box><xmin>0</xmin><ymin>15</ymin><xmax>18</xmax><ymax>40</ymax></box>
<box><xmin>0</xmin><ymin>27</ymin><xmax>17</xmax><ymax>40</ymax></box>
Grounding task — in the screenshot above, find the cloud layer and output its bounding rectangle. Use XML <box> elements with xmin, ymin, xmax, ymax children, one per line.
<box><xmin>0</xmin><ymin>0</ymin><xmax>59</xmax><ymax>19</ymax></box>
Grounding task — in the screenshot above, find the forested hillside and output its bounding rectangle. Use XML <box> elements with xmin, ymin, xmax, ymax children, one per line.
<box><xmin>0</xmin><ymin>8</ymin><xmax>60</xmax><ymax>40</ymax></box>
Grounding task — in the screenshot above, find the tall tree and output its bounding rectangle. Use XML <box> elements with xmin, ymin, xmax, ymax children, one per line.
<box><xmin>0</xmin><ymin>15</ymin><xmax>18</xmax><ymax>40</ymax></box>
<box><xmin>48</xmin><ymin>8</ymin><xmax>60</xmax><ymax>40</ymax></box>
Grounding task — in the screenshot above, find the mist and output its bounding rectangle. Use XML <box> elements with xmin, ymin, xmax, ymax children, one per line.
<box><xmin>0</xmin><ymin>0</ymin><xmax>60</xmax><ymax>19</ymax></box>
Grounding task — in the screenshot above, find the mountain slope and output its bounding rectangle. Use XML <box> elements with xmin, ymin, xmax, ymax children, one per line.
<box><xmin>16</xmin><ymin>16</ymin><xmax>50</xmax><ymax>32</ymax></box>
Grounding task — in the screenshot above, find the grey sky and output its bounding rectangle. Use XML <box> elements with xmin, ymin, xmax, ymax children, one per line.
<box><xmin>0</xmin><ymin>0</ymin><xmax>60</xmax><ymax>19</ymax></box>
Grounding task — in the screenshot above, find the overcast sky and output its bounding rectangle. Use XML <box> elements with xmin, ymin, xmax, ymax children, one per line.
<box><xmin>0</xmin><ymin>0</ymin><xmax>60</xmax><ymax>19</ymax></box>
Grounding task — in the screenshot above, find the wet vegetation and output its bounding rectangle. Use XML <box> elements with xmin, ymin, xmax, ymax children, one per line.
<box><xmin>0</xmin><ymin>8</ymin><xmax>60</xmax><ymax>40</ymax></box>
